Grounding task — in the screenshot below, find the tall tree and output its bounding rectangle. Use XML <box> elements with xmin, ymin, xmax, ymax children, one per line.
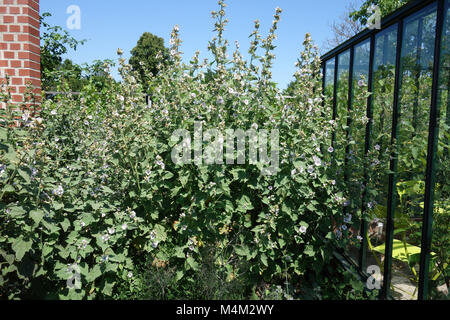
<box><xmin>129</xmin><ymin>32</ymin><xmax>170</xmax><ymax>93</ymax></box>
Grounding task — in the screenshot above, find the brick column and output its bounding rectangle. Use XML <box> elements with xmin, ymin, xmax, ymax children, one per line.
<box><xmin>0</xmin><ymin>0</ymin><xmax>40</xmax><ymax>104</ymax></box>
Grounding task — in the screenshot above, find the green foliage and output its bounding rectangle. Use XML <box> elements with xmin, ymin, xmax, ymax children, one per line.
<box><xmin>40</xmin><ymin>13</ymin><xmax>87</xmax><ymax>92</ymax></box>
<box><xmin>0</xmin><ymin>1</ymin><xmax>389</xmax><ymax>300</ymax></box>
<box><xmin>129</xmin><ymin>32</ymin><xmax>171</xmax><ymax>93</ymax></box>
<box><xmin>299</xmin><ymin>257</ymin><xmax>379</xmax><ymax>300</ymax></box>
<box><xmin>350</xmin><ymin>0</ymin><xmax>411</xmax><ymax>26</ymax></box>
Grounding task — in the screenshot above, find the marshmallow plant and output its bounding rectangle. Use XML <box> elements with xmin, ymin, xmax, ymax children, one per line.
<box><xmin>0</xmin><ymin>0</ymin><xmax>376</xmax><ymax>299</ymax></box>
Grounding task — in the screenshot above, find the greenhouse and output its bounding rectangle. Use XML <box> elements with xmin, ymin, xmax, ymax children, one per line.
<box><xmin>322</xmin><ymin>0</ymin><xmax>449</xmax><ymax>300</ymax></box>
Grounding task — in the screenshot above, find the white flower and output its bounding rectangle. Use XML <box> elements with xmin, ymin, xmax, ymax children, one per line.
<box><xmin>299</xmin><ymin>225</ymin><xmax>307</xmax><ymax>234</ymax></box>
<box><xmin>80</xmin><ymin>221</ymin><xmax>86</xmax><ymax>227</ymax></box>
<box><xmin>22</xmin><ymin>111</ymin><xmax>30</xmax><ymax>122</ymax></box>
<box><xmin>150</xmin><ymin>231</ymin><xmax>156</xmax><ymax>240</ymax></box>
<box><xmin>313</xmin><ymin>155</ymin><xmax>321</xmax><ymax>167</ymax></box>
<box><xmin>50</xmin><ymin>109</ymin><xmax>57</xmax><ymax>116</ymax></box>
<box><xmin>328</xmin><ymin>146</ymin><xmax>334</xmax><ymax>153</ymax></box>
<box><xmin>127</xmin><ymin>271</ymin><xmax>133</xmax><ymax>278</ymax></box>
<box><xmin>108</xmin><ymin>227</ymin><xmax>115</xmax><ymax>235</ymax></box>
<box><xmin>53</xmin><ymin>185</ymin><xmax>64</xmax><ymax>196</ymax></box>
<box><xmin>155</xmin><ymin>159</ymin><xmax>165</xmax><ymax>170</ymax></box>
<box><xmin>291</xmin><ymin>169</ymin><xmax>297</xmax><ymax>176</ymax></box>
<box><xmin>102</xmin><ymin>234</ymin><xmax>110</xmax><ymax>242</ymax></box>
<box><xmin>341</xmin><ymin>224</ymin><xmax>347</xmax><ymax>231</ymax></box>
<box><xmin>331</xmin><ymin>180</ymin><xmax>336</xmax><ymax>185</ymax></box>
<box><xmin>121</xmin><ymin>223</ymin><xmax>128</xmax><ymax>230</ymax></box>
<box><xmin>375</xmin><ymin>144</ymin><xmax>381</xmax><ymax>151</ymax></box>
<box><xmin>268</xmin><ymin>186</ymin><xmax>273</xmax><ymax>191</ymax></box>
<box><xmin>251</xmin><ymin>123</ymin><xmax>258</xmax><ymax>130</ymax></box>
<box><xmin>358</xmin><ymin>79</ymin><xmax>365</xmax><ymax>87</ymax></box>
<box><xmin>357</xmin><ymin>235</ymin><xmax>363</xmax><ymax>242</ymax></box>
<box><xmin>217</xmin><ymin>97</ymin><xmax>225</xmax><ymax>105</ymax></box>
<box><xmin>0</xmin><ymin>164</ymin><xmax>6</xmax><ymax>177</ymax></box>
<box><xmin>151</xmin><ymin>241</ymin><xmax>159</xmax><ymax>248</ymax></box>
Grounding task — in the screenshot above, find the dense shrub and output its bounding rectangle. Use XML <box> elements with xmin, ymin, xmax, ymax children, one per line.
<box><xmin>0</xmin><ymin>1</ymin><xmax>373</xmax><ymax>299</ymax></box>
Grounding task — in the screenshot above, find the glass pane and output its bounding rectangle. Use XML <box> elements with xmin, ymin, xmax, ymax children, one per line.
<box><xmin>429</xmin><ymin>0</ymin><xmax>450</xmax><ymax>300</ymax></box>
<box><xmin>325</xmin><ymin>58</ymin><xmax>336</xmax><ymax>99</ymax></box>
<box><xmin>324</xmin><ymin>58</ymin><xmax>336</xmax><ymax>162</ymax></box>
<box><xmin>332</xmin><ymin>50</ymin><xmax>351</xmax><ymax>250</ymax></box>
<box><xmin>365</xmin><ymin>23</ymin><xmax>398</xmax><ymax>295</ymax></box>
<box><xmin>395</xmin><ymin>3</ymin><xmax>437</xmax><ymax>300</ymax></box>
<box><xmin>335</xmin><ymin>50</ymin><xmax>351</xmax><ymax>184</ymax></box>
<box><xmin>347</xmin><ymin>40</ymin><xmax>371</xmax><ymax>263</ymax></box>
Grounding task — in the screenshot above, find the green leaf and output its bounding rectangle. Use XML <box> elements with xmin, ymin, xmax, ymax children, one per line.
<box><xmin>86</xmin><ymin>265</ymin><xmax>102</xmax><ymax>282</ymax></box>
<box><xmin>260</xmin><ymin>253</ymin><xmax>268</xmax><ymax>267</ymax></box>
<box><xmin>175</xmin><ymin>270</ymin><xmax>184</xmax><ymax>282</ymax></box>
<box><xmin>2</xmin><ymin>185</ymin><xmax>15</xmax><ymax>193</ymax></box>
<box><xmin>30</xmin><ymin>209</ymin><xmax>45</xmax><ymax>225</ymax></box>
<box><xmin>18</xmin><ymin>169</ymin><xmax>31</xmax><ymax>183</ymax></box>
<box><xmin>234</xmin><ymin>245</ymin><xmax>250</xmax><ymax>258</ymax></box>
<box><xmin>52</xmin><ymin>202</ymin><xmax>64</xmax><ymax>211</ymax></box>
<box><xmin>12</xmin><ymin>237</ymin><xmax>32</xmax><ymax>261</ymax></box>
<box><xmin>186</xmin><ymin>256</ymin><xmax>199</xmax><ymax>271</ymax></box>
<box><xmin>304</xmin><ymin>245</ymin><xmax>315</xmax><ymax>257</ymax></box>
<box><xmin>162</xmin><ymin>171</ymin><xmax>174</xmax><ymax>180</ymax></box>
<box><xmin>9</xmin><ymin>206</ymin><xmax>25</xmax><ymax>218</ymax></box>
<box><xmin>154</xmin><ymin>224</ymin><xmax>167</xmax><ymax>242</ymax></box>
<box><xmin>237</xmin><ymin>195</ymin><xmax>253</xmax><ymax>213</ymax></box>
<box><xmin>60</xmin><ymin>219</ymin><xmax>71</xmax><ymax>232</ymax></box>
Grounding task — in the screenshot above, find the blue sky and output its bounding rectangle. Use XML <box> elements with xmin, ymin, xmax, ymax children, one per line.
<box><xmin>40</xmin><ymin>0</ymin><xmax>364</xmax><ymax>89</ymax></box>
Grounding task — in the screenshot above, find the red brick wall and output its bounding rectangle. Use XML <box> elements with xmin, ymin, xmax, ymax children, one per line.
<box><xmin>0</xmin><ymin>0</ymin><xmax>40</xmax><ymax>104</ymax></box>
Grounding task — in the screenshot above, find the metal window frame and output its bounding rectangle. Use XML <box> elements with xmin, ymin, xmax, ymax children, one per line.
<box><xmin>321</xmin><ymin>0</ymin><xmax>446</xmax><ymax>300</ymax></box>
